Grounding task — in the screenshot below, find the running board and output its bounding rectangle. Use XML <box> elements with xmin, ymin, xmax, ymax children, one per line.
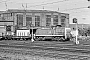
<box><xmin>35</xmin><ymin>35</ymin><xmax>64</xmax><ymax>36</ymax></box>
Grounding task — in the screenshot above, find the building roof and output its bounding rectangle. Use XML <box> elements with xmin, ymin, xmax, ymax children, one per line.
<box><xmin>4</xmin><ymin>9</ymin><xmax>60</xmax><ymax>13</ymax></box>
<box><xmin>0</xmin><ymin>9</ymin><xmax>69</xmax><ymax>15</ymax></box>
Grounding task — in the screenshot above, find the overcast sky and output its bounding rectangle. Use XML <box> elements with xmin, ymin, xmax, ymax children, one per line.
<box><xmin>0</xmin><ymin>0</ymin><xmax>90</xmax><ymax>24</ymax></box>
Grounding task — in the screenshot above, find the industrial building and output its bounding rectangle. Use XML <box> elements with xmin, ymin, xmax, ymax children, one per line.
<box><xmin>0</xmin><ymin>9</ymin><xmax>69</xmax><ymax>36</ymax></box>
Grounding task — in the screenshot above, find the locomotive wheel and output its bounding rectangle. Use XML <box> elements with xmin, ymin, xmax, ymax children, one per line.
<box><xmin>60</xmin><ymin>37</ymin><xmax>65</xmax><ymax>42</ymax></box>
<box><xmin>20</xmin><ymin>38</ymin><xmax>23</xmax><ymax>41</ymax></box>
<box><xmin>35</xmin><ymin>37</ymin><xmax>40</xmax><ymax>41</ymax></box>
<box><xmin>65</xmin><ymin>38</ymin><xmax>70</xmax><ymax>41</ymax></box>
<box><xmin>54</xmin><ymin>37</ymin><xmax>61</xmax><ymax>41</ymax></box>
<box><xmin>38</xmin><ymin>37</ymin><xmax>43</xmax><ymax>41</ymax></box>
<box><xmin>16</xmin><ymin>38</ymin><xmax>20</xmax><ymax>41</ymax></box>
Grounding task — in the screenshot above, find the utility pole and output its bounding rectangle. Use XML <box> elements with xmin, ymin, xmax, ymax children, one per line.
<box><xmin>22</xmin><ymin>3</ymin><xmax>34</xmax><ymax>42</ymax></box>
<box><xmin>3</xmin><ymin>0</ymin><xmax>10</xmax><ymax>10</ymax></box>
<box><xmin>76</xmin><ymin>22</ymin><xmax>79</xmax><ymax>44</ymax></box>
<box><xmin>26</xmin><ymin>3</ymin><xmax>27</xmax><ymax>10</ymax></box>
<box><xmin>5</xmin><ymin>1</ymin><xmax>8</xmax><ymax>10</ymax></box>
<box><xmin>31</xmin><ymin>27</ymin><xmax>34</xmax><ymax>42</ymax></box>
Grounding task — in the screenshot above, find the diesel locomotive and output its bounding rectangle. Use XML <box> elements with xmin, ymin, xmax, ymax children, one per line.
<box><xmin>0</xmin><ymin>25</ymin><xmax>72</xmax><ymax>41</ymax></box>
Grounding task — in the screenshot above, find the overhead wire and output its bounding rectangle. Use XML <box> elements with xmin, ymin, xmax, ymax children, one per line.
<box><xmin>61</xmin><ymin>6</ymin><xmax>88</xmax><ymax>12</ymax></box>
<box><xmin>1</xmin><ymin>0</ymin><xmax>69</xmax><ymax>7</ymax></box>
<box><xmin>27</xmin><ymin>0</ymin><xmax>69</xmax><ymax>8</ymax></box>
<box><xmin>0</xmin><ymin>0</ymin><xmax>10</xmax><ymax>3</ymax></box>
<box><xmin>5</xmin><ymin>0</ymin><xmax>69</xmax><ymax>10</ymax></box>
<box><xmin>26</xmin><ymin>0</ymin><xmax>89</xmax><ymax>14</ymax></box>
<box><xmin>0</xmin><ymin>0</ymin><xmax>89</xmax><ymax>13</ymax></box>
<box><xmin>5</xmin><ymin>0</ymin><xmax>53</xmax><ymax>4</ymax></box>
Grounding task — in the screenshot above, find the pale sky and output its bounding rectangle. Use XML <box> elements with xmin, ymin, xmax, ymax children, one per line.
<box><xmin>0</xmin><ymin>0</ymin><xmax>90</xmax><ymax>24</ymax></box>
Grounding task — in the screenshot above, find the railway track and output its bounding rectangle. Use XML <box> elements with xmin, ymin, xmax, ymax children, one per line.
<box><xmin>0</xmin><ymin>44</ymin><xmax>90</xmax><ymax>54</ymax></box>
<box><xmin>0</xmin><ymin>41</ymin><xmax>90</xmax><ymax>59</ymax></box>
<box><xmin>0</xmin><ymin>45</ymin><xmax>90</xmax><ymax>60</ymax></box>
<box><xmin>0</xmin><ymin>41</ymin><xmax>90</xmax><ymax>54</ymax></box>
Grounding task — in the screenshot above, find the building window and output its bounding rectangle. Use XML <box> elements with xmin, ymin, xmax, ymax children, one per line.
<box><xmin>2</xmin><ymin>13</ymin><xmax>12</xmax><ymax>21</ymax></box>
<box><xmin>26</xmin><ymin>15</ymin><xmax>32</xmax><ymax>27</ymax></box>
<box><xmin>35</xmin><ymin>16</ymin><xmax>40</xmax><ymax>27</ymax></box>
<box><xmin>17</xmin><ymin>14</ymin><xmax>23</xmax><ymax>28</ymax></box>
<box><xmin>61</xmin><ymin>16</ymin><xmax>66</xmax><ymax>27</ymax></box>
<box><xmin>46</xmin><ymin>15</ymin><xmax>51</xmax><ymax>26</ymax></box>
<box><xmin>53</xmin><ymin>15</ymin><xmax>58</xmax><ymax>25</ymax></box>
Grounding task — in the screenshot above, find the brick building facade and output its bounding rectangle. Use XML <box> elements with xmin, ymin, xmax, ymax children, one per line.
<box><xmin>0</xmin><ymin>9</ymin><xmax>69</xmax><ymax>35</ymax></box>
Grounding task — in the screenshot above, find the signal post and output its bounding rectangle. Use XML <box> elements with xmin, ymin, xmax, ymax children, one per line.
<box><xmin>73</xmin><ymin>18</ymin><xmax>79</xmax><ymax>44</ymax></box>
<box><xmin>31</xmin><ymin>28</ymin><xmax>34</xmax><ymax>42</ymax></box>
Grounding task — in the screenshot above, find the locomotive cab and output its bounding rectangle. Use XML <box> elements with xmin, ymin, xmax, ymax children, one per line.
<box><xmin>30</xmin><ymin>28</ymin><xmax>37</xmax><ymax>34</ymax></box>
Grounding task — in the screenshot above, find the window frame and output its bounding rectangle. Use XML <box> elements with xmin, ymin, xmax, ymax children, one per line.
<box><xmin>35</xmin><ymin>16</ymin><xmax>40</xmax><ymax>27</ymax></box>
<box><xmin>26</xmin><ymin>15</ymin><xmax>32</xmax><ymax>27</ymax></box>
<box><xmin>53</xmin><ymin>15</ymin><xmax>58</xmax><ymax>25</ymax></box>
<box><xmin>46</xmin><ymin>15</ymin><xmax>51</xmax><ymax>26</ymax></box>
